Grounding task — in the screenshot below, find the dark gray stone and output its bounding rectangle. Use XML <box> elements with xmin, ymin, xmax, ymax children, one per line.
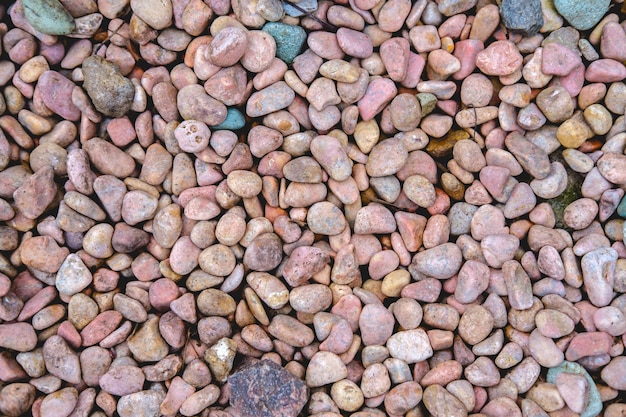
<box><xmin>500</xmin><ymin>0</ymin><xmax>544</xmax><ymax>36</ymax></box>
<box><xmin>229</xmin><ymin>359</ymin><xmax>308</xmax><ymax>417</ymax></box>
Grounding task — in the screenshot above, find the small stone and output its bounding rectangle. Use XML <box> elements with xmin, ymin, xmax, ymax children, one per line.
<box><xmin>306</xmin><ymin>351</ymin><xmax>348</xmax><ymax>387</ymax></box>
<box><xmin>386</xmin><ymin>329</ymin><xmax>433</xmax><ymax>364</ymax></box>
<box><xmin>547</xmin><ymin>361</ymin><xmax>602</xmax><ymax>417</ymax></box>
<box><xmin>43</xmin><ymin>335</ymin><xmax>81</xmax><ymax>384</ymax></box>
<box><xmin>82</xmin><ymin>56</ymin><xmax>134</xmax><ymax>118</ymax></box>
<box><xmin>554</xmin><ymin>0</ymin><xmax>611</xmax><ymax>30</ymax></box>
<box><xmin>0</xmin><ymin>383</ymin><xmax>36</xmax><ymax>417</ymax></box>
<box><xmin>262</xmin><ymin>22</ymin><xmax>307</xmax><ymax>64</ymax></box>
<box><xmin>117</xmin><ymin>390</ymin><xmax>165</xmax><ymax>417</ymax></box>
<box><xmin>422</xmin><ymin>384</ymin><xmax>468</xmax><ymax>417</ymax></box>
<box><xmin>127</xmin><ymin>316</ymin><xmax>169</xmax><ymax>362</ymax></box>
<box><xmin>229</xmin><ymin>359</ymin><xmax>308</xmax><ymax>417</ymax></box>
<box><xmin>500</xmin><ymin>0</ymin><xmax>543</xmax><ymax>36</ymax></box>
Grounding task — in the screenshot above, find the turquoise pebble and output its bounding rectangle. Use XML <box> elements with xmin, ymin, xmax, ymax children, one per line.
<box><xmin>546</xmin><ymin>361</ymin><xmax>602</xmax><ymax>417</ymax></box>
<box><xmin>262</xmin><ymin>22</ymin><xmax>307</xmax><ymax>65</ymax></box>
<box><xmin>214</xmin><ymin>108</ymin><xmax>245</xmax><ymax>131</ymax></box>
<box><xmin>617</xmin><ymin>195</ymin><xmax>626</xmax><ymax>218</ymax></box>
<box><xmin>553</xmin><ymin>0</ymin><xmax>611</xmax><ymax>31</ymax></box>
<box><xmin>22</xmin><ymin>0</ymin><xmax>76</xmax><ymax>35</ymax></box>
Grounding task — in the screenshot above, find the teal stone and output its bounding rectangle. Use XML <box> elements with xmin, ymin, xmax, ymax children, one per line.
<box><xmin>262</xmin><ymin>22</ymin><xmax>307</xmax><ymax>65</ymax></box>
<box><xmin>554</xmin><ymin>0</ymin><xmax>611</xmax><ymax>31</ymax></box>
<box><xmin>547</xmin><ymin>361</ymin><xmax>602</xmax><ymax>417</ymax></box>
<box><xmin>618</xmin><ymin>195</ymin><xmax>626</xmax><ymax>218</ymax></box>
<box><xmin>22</xmin><ymin>0</ymin><xmax>76</xmax><ymax>35</ymax></box>
<box><xmin>214</xmin><ymin>108</ymin><xmax>245</xmax><ymax>130</ymax></box>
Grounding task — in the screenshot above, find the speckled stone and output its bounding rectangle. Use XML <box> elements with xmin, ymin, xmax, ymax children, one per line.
<box><xmin>229</xmin><ymin>359</ymin><xmax>308</xmax><ymax>417</ymax></box>
<box><xmin>554</xmin><ymin>0</ymin><xmax>611</xmax><ymax>30</ymax></box>
<box><xmin>262</xmin><ymin>22</ymin><xmax>307</xmax><ymax>64</ymax></box>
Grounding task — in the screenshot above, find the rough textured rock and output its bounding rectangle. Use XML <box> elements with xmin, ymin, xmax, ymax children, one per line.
<box><xmin>229</xmin><ymin>359</ymin><xmax>308</xmax><ymax>417</ymax></box>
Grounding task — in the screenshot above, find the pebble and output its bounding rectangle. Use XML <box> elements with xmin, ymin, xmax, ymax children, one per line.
<box><xmin>82</xmin><ymin>56</ymin><xmax>135</xmax><ymax>118</ymax></box>
<box><xmin>262</xmin><ymin>22</ymin><xmax>307</xmax><ymax>64</ymax></box>
<box><xmin>554</xmin><ymin>0</ymin><xmax>611</xmax><ymax>30</ymax></box>
<box><xmin>476</xmin><ymin>40</ymin><xmax>523</xmax><ymax>76</ymax></box>
<box><xmin>2</xmin><ymin>0</ymin><xmax>626</xmax><ymax>415</ymax></box>
<box><xmin>500</xmin><ymin>0</ymin><xmax>543</xmax><ymax>36</ymax></box>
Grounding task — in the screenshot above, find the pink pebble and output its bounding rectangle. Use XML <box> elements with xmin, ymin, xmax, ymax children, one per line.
<box><xmin>541</xmin><ymin>42</ymin><xmax>582</xmax><ymax>76</ymax></box>
<box><xmin>585</xmin><ymin>59</ymin><xmax>626</xmax><ymax>83</ymax></box>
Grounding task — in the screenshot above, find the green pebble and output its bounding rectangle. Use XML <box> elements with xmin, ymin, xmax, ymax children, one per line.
<box><xmin>618</xmin><ymin>196</ymin><xmax>626</xmax><ymax>218</ymax></box>
<box><xmin>417</xmin><ymin>93</ymin><xmax>438</xmax><ymax>117</ymax></box>
<box><xmin>22</xmin><ymin>0</ymin><xmax>76</xmax><ymax>35</ymax></box>
<box><xmin>262</xmin><ymin>22</ymin><xmax>307</xmax><ymax>65</ymax></box>
<box><xmin>214</xmin><ymin>108</ymin><xmax>245</xmax><ymax>131</ymax></box>
<box><xmin>546</xmin><ymin>361</ymin><xmax>602</xmax><ymax>417</ymax></box>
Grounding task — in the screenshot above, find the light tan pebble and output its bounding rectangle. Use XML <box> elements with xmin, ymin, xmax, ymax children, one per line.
<box><xmin>199</xmin><ymin>244</ymin><xmax>236</xmax><ymax>276</ymax></box>
<box><xmin>381</xmin><ymin>270</ymin><xmax>411</xmax><ymax>298</ymax></box>
<box><xmin>536</xmin><ymin>86</ymin><xmax>574</xmax><ymax>123</ymax></box>
<box><xmin>452</xmin><ymin>139</ymin><xmax>486</xmax><ymax>173</ymax></box>
<box><xmin>422</xmin><ymin>384</ymin><xmax>468</xmax><ymax>417</ymax></box>
<box><xmin>409</xmin><ymin>25</ymin><xmax>441</xmax><ymax>53</ymax></box>
<box><xmin>197</xmin><ymin>289</ymin><xmax>235</xmax><ymax>317</ymax></box>
<box><xmin>557</xmin><ymin>116</ymin><xmax>594</xmax><ymax>149</ymax></box>
<box><xmin>319</xmin><ymin>60</ymin><xmax>361</xmax><ymax>83</ymax></box>
<box><xmin>420</xmin><ymin>114</ymin><xmax>453</xmax><ymax>139</ymax></box>
<box><xmin>215</xmin><ymin>211</ymin><xmax>246</xmax><ymax>246</ymax></box>
<box><xmin>499</xmin><ymin>84</ymin><xmax>532</xmax><ymax>107</ymax></box>
<box><xmin>226</xmin><ymin>170</ymin><xmax>262</xmax><ymax>198</ymax></box>
<box><xmin>290</xmin><ymin>284</ymin><xmax>332</xmax><ymax>314</ymax></box>
<box><xmin>268</xmin><ymin>314</ymin><xmax>315</xmax><ymax>348</ymax></box>
<box><xmin>526</xmin><ymin>383</ymin><xmax>565</xmax><ymax>413</ymax></box>
<box><xmin>529</xmin><ymin>161</ymin><xmax>568</xmax><ymax>199</ymax></box>
<box><xmin>389</xmin><ymin>93</ymin><xmax>422</xmax><ymax>132</ymax></box>
<box><xmin>387</xmin><ymin>329</ymin><xmax>433</xmax><ymax>364</ymax></box>
<box><xmin>331</xmin><ymin>379</ymin><xmax>364</xmax><ymax>412</ymax></box>
<box><xmin>403</xmin><ymin>174</ymin><xmax>436</xmax><ymax>208</ymax></box>
<box><xmin>389</xmin><ymin>297</ymin><xmax>422</xmax><ymax>331</ymax></box>
<box><xmin>583</xmin><ymin>103</ymin><xmax>612</xmax><ymax>135</ymax></box>
<box><xmin>455</xmin><ymin>106</ymin><xmax>499</xmax><ymax>128</ymax></box>
<box><xmin>464</xmin><ymin>356</ymin><xmax>501</xmax><ymax>388</ymax></box>
<box><xmin>306</xmin><ymin>351</ymin><xmax>347</xmax><ymax>387</ymax></box>
<box><xmin>522</xmin><ymin>48</ymin><xmax>553</xmax><ymax>89</ymax></box>
<box><xmin>306</xmin><ymin>77</ymin><xmax>341</xmax><ymax>112</ymax></box>
<box><xmin>562</xmin><ymin>148</ymin><xmax>594</xmax><ymax>173</ymax></box>
<box><xmin>55</xmin><ymin>253</ymin><xmax>93</xmax><ymax>296</ymax></box>
<box><xmin>461</xmin><ymin>74</ymin><xmax>493</xmax><ymax>107</ymax></box>
<box><xmin>360</xmin><ymin>363</ymin><xmax>391</xmax><ymax>398</ymax></box>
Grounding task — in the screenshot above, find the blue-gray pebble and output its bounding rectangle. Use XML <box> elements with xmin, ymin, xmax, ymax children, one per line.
<box><xmin>283</xmin><ymin>0</ymin><xmax>319</xmax><ymax>17</ymax></box>
<box><xmin>262</xmin><ymin>22</ymin><xmax>307</xmax><ymax>65</ymax></box>
<box><xmin>22</xmin><ymin>0</ymin><xmax>75</xmax><ymax>35</ymax></box>
<box><xmin>554</xmin><ymin>0</ymin><xmax>611</xmax><ymax>31</ymax></box>
<box><xmin>500</xmin><ymin>0</ymin><xmax>544</xmax><ymax>36</ymax></box>
<box><xmin>214</xmin><ymin>108</ymin><xmax>245</xmax><ymax>130</ymax></box>
<box><xmin>617</xmin><ymin>195</ymin><xmax>626</xmax><ymax>218</ymax></box>
<box><xmin>547</xmin><ymin>361</ymin><xmax>602</xmax><ymax>417</ymax></box>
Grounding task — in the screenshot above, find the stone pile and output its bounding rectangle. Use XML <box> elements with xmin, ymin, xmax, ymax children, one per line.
<box><xmin>1</xmin><ymin>0</ymin><xmax>626</xmax><ymax>416</ymax></box>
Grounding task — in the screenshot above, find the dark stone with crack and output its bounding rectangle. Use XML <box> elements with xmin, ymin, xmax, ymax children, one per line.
<box><xmin>500</xmin><ymin>0</ymin><xmax>544</xmax><ymax>37</ymax></box>
<box><xmin>229</xmin><ymin>359</ymin><xmax>308</xmax><ymax>417</ymax></box>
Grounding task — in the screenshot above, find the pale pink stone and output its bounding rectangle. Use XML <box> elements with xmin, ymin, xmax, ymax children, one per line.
<box><xmin>541</xmin><ymin>42</ymin><xmax>582</xmax><ymax>76</ymax></box>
